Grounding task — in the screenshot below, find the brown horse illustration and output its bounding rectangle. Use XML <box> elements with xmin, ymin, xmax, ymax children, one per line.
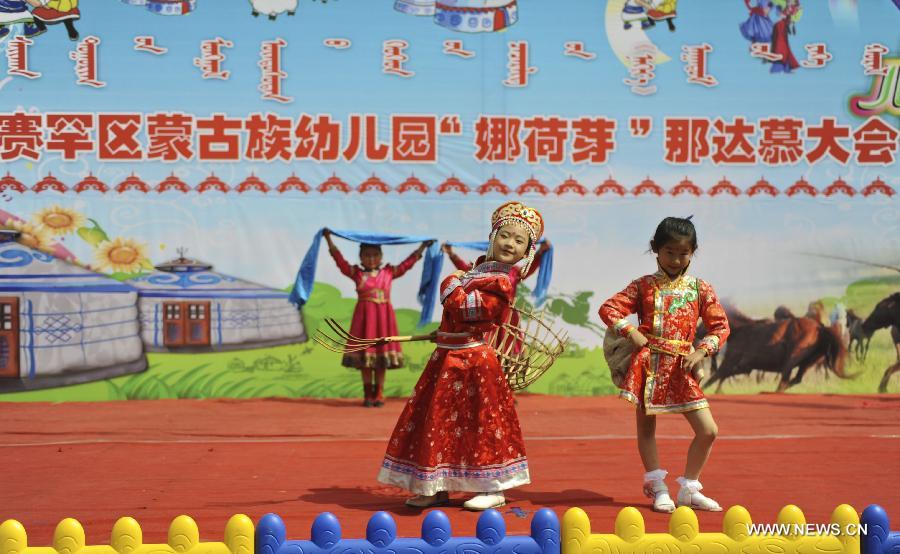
<box><xmin>847</xmin><ymin>309</ymin><xmax>874</xmax><ymax>362</ymax></box>
<box><xmin>861</xmin><ymin>293</ymin><xmax>900</xmax><ymax>392</ymax></box>
<box><xmin>704</xmin><ymin>306</ymin><xmax>849</xmax><ymax>393</ymax></box>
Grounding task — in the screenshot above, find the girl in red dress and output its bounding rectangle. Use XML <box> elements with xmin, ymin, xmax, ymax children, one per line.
<box><xmin>442</xmin><ymin>240</ymin><xmax>551</xmax><ymax>291</ymax></box>
<box><xmin>599</xmin><ymin>217</ymin><xmax>730</xmax><ymax>513</ymax></box>
<box><xmin>323</xmin><ymin>229</ymin><xmax>433</xmax><ymax>407</ymax></box>
<box><xmin>378</xmin><ymin>201</ymin><xmax>544</xmax><ymax>511</ymax></box>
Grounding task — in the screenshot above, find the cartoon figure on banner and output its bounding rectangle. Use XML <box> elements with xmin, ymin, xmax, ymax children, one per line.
<box><xmin>250</xmin><ymin>0</ymin><xmax>297</xmax><ymax>19</ymax></box>
<box><xmin>0</xmin><ymin>0</ymin><xmax>45</xmax><ymax>39</ymax></box>
<box><xmin>770</xmin><ymin>0</ymin><xmax>802</xmax><ymax>73</ymax></box>
<box><xmin>24</xmin><ymin>0</ymin><xmax>78</xmax><ymax>41</ymax></box>
<box><xmin>621</xmin><ymin>0</ymin><xmax>651</xmax><ymax>30</ymax></box>
<box><xmin>647</xmin><ymin>0</ymin><xmax>677</xmax><ymax>31</ymax></box>
<box><xmin>739</xmin><ymin>0</ymin><xmax>774</xmax><ymax>46</ymax></box>
<box><xmin>145</xmin><ymin>0</ymin><xmax>196</xmax><ymax>15</ymax></box>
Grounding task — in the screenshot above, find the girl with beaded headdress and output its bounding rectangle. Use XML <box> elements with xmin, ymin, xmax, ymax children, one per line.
<box><xmin>599</xmin><ymin>217</ymin><xmax>730</xmax><ymax>513</ymax></box>
<box><xmin>378</xmin><ymin>201</ymin><xmax>543</xmax><ymax>511</ymax></box>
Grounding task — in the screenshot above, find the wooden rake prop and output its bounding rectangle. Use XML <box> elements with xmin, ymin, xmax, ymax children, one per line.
<box><xmin>314</xmin><ymin>308</ymin><xmax>568</xmax><ymax>391</ymax></box>
<box><xmin>313</xmin><ymin>318</ymin><xmax>435</xmax><ymax>353</ymax></box>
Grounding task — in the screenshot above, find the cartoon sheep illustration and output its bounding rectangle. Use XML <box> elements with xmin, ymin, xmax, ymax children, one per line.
<box><xmin>249</xmin><ymin>0</ymin><xmax>298</xmax><ymax>20</ymax></box>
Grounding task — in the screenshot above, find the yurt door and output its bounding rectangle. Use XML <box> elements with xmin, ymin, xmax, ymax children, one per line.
<box><xmin>163</xmin><ymin>301</ymin><xmax>210</xmax><ymax>347</ymax></box>
<box><xmin>185</xmin><ymin>302</ymin><xmax>210</xmax><ymax>346</ymax></box>
<box><xmin>0</xmin><ymin>297</ymin><xmax>19</xmax><ymax>378</ymax></box>
<box><xmin>163</xmin><ymin>302</ymin><xmax>185</xmax><ymax>346</ymax></box>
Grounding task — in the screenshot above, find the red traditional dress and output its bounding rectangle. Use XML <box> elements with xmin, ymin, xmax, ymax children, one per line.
<box><xmin>448</xmin><ymin>250</ymin><xmax>545</xmax><ymax>354</ymax></box>
<box><xmin>448</xmin><ymin>251</ymin><xmax>543</xmax><ymax>290</ymax></box>
<box><xmin>330</xmin><ymin>249</ymin><xmax>422</xmax><ymax>369</ymax></box>
<box><xmin>770</xmin><ymin>4</ymin><xmax>800</xmax><ymax>72</ymax></box>
<box><xmin>599</xmin><ymin>271</ymin><xmax>730</xmax><ymax>415</ymax></box>
<box><xmin>378</xmin><ymin>262</ymin><xmax>529</xmax><ymax>495</ymax></box>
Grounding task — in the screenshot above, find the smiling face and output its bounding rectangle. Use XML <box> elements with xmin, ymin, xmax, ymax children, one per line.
<box><xmin>359</xmin><ymin>245</ymin><xmax>383</xmax><ymax>270</ymax></box>
<box><xmin>490</xmin><ymin>223</ymin><xmax>530</xmax><ymax>265</ymax></box>
<box><xmin>653</xmin><ymin>237</ymin><xmax>694</xmax><ymax>278</ymax></box>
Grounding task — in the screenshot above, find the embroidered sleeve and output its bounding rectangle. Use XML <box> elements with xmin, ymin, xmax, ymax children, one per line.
<box><xmin>449</xmin><ymin>252</ymin><xmax>472</xmax><ymax>272</ymax></box>
<box><xmin>391</xmin><ymin>250</ymin><xmax>422</xmax><ymax>279</ymax></box>
<box><xmin>696</xmin><ymin>279</ymin><xmax>730</xmax><ymax>355</ymax></box>
<box><xmin>599</xmin><ymin>279</ymin><xmax>641</xmax><ymax>338</ymax></box>
<box><xmin>329</xmin><ymin>248</ymin><xmax>356</xmax><ymax>280</ymax></box>
<box><xmin>444</xmin><ymin>275</ymin><xmax>512</xmax><ymax>333</ymax></box>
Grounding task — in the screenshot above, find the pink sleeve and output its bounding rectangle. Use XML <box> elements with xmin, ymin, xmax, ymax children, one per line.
<box><xmin>391</xmin><ymin>251</ymin><xmax>422</xmax><ymax>279</ymax></box>
<box><xmin>329</xmin><ymin>248</ymin><xmax>356</xmax><ymax>280</ymax></box>
<box><xmin>450</xmin><ymin>252</ymin><xmax>473</xmax><ymax>272</ymax></box>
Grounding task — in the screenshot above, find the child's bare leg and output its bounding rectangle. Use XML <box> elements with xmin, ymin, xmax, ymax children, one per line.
<box><xmin>682</xmin><ymin>408</ymin><xmax>717</xmax><ymax>478</ymax></box>
<box><xmin>675</xmin><ymin>408</ymin><xmax>722</xmax><ymax>511</ymax></box>
<box><xmin>636</xmin><ymin>407</ymin><xmax>659</xmax><ymax>470</ymax></box>
<box><xmin>637</xmin><ymin>408</ymin><xmax>674</xmax><ymax>512</ymax></box>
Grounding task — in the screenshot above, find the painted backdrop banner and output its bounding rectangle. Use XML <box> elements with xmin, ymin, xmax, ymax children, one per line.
<box><xmin>0</xmin><ymin>0</ymin><xmax>897</xmax><ymax>400</ymax></box>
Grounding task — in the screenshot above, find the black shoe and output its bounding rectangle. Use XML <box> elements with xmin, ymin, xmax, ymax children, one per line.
<box><xmin>363</xmin><ymin>399</ymin><xmax>373</xmax><ymax>407</ymax></box>
<box><xmin>373</xmin><ymin>400</ymin><xmax>384</xmax><ymax>407</ymax></box>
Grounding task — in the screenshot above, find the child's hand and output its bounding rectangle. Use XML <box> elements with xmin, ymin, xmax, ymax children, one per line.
<box><xmin>628</xmin><ymin>329</ymin><xmax>648</xmax><ymax>348</ymax></box>
<box><xmin>423</xmin><ymin>240</ymin><xmax>436</xmax><ymax>248</ymax></box>
<box><xmin>442</xmin><ymin>243</ymin><xmax>453</xmax><ymax>254</ymax></box>
<box><xmin>683</xmin><ymin>349</ymin><xmax>707</xmax><ymax>381</ymax></box>
<box><xmin>322</xmin><ymin>228</ymin><xmax>331</xmax><ymax>237</ymax></box>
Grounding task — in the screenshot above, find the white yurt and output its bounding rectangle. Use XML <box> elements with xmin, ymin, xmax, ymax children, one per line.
<box><xmin>129</xmin><ymin>253</ymin><xmax>306</xmax><ymax>352</ymax></box>
<box><xmin>0</xmin><ymin>230</ymin><xmax>147</xmax><ymax>391</ymax></box>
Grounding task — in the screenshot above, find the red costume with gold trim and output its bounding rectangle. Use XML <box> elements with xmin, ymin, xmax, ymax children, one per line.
<box><xmin>378</xmin><ymin>201</ymin><xmax>542</xmax><ymax>495</ymax></box>
<box><xmin>599</xmin><ymin>271</ymin><xmax>730</xmax><ymax>414</ymax></box>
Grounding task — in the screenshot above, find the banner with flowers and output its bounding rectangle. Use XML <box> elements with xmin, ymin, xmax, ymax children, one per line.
<box><xmin>0</xmin><ymin>1</ymin><xmax>897</xmax><ymax>400</ymax></box>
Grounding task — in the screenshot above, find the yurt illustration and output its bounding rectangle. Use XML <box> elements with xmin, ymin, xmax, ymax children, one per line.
<box><xmin>145</xmin><ymin>0</ymin><xmax>196</xmax><ymax>15</ymax></box>
<box><xmin>434</xmin><ymin>0</ymin><xmax>518</xmax><ymax>32</ymax></box>
<box><xmin>129</xmin><ymin>251</ymin><xmax>306</xmax><ymax>352</ymax></box>
<box><xmin>0</xmin><ymin>230</ymin><xmax>147</xmax><ymax>392</ymax></box>
<box><xmin>394</xmin><ymin>0</ymin><xmax>517</xmax><ymax>32</ymax></box>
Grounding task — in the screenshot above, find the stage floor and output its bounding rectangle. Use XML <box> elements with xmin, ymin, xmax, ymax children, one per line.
<box><xmin>2</xmin><ymin>393</ymin><xmax>898</xmax><ymax>543</ymax></box>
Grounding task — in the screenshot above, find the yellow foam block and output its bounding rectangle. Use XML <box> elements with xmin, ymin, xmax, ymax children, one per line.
<box><xmin>563</xmin><ymin>504</ymin><xmax>860</xmax><ymax>554</ymax></box>
<box><xmin>0</xmin><ymin>514</ymin><xmax>253</xmax><ymax>554</ymax></box>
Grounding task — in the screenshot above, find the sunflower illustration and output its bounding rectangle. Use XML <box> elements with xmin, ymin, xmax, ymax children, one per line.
<box><xmin>33</xmin><ymin>205</ymin><xmax>86</xmax><ymax>237</ymax></box>
<box><xmin>94</xmin><ymin>237</ymin><xmax>149</xmax><ymax>274</ymax></box>
<box><xmin>3</xmin><ymin>218</ymin><xmax>53</xmax><ymax>253</ymax></box>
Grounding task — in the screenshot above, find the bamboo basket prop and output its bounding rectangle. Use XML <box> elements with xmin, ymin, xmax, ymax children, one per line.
<box><xmin>488</xmin><ymin>307</ymin><xmax>569</xmax><ymax>391</ymax></box>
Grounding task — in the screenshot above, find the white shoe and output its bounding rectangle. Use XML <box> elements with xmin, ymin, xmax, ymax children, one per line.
<box><xmin>462</xmin><ymin>492</ymin><xmax>506</xmax><ymax>511</ymax></box>
<box><xmin>675</xmin><ymin>477</ymin><xmax>722</xmax><ymax>511</ymax></box>
<box><xmin>642</xmin><ymin>469</ymin><xmax>675</xmax><ymax>513</ymax></box>
<box><xmin>405</xmin><ymin>491</ymin><xmax>449</xmax><ymax>508</ymax></box>
<box><xmin>643</xmin><ymin>479</ymin><xmax>675</xmax><ymax>513</ymax></box>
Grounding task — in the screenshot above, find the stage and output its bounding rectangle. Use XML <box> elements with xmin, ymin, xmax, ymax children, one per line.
<box><xmin>2</xmin><ymin>393</ymin><xmax>898</xmax><ymax>542</ymax></box>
